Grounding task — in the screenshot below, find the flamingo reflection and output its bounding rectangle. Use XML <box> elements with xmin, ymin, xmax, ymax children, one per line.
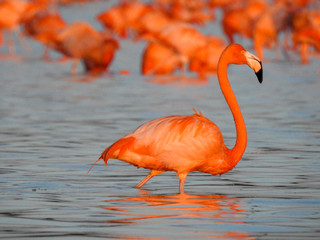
<box><xmin>103</xmin><ymin>193</ymin><xmax>251</xmax><ymax>239</ymax></box>
<box><xmin>146</xmin><ymin>75</ymin><xmax>208</xmax><ymax>87</ymax></box>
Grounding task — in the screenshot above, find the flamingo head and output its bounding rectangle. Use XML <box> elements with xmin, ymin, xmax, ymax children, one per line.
<box><xmin>223</xmin><ymin>44</ymin><xmax>263</xmax><ymax>83</ymax></box>
<box><xmin>243</xmin><ymin>50</ymin><xmax>263</xmax><ymax>84</ymax></box>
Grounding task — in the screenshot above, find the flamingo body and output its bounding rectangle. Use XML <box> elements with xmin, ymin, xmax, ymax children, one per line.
<box><xmin>100</xmin><ymin>112</ymin><xmax>231</xmax><ymax>175</ymax></box>
<box><xmin>90</xmin><ymin>44</ymin><xmax>263</xmax><ymax>193</ymax></box>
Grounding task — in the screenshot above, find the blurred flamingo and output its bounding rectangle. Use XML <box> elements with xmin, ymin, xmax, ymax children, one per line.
<box><xmin>97</xmin><ymin>1</ymin><xmax>151</xmax><ymax>38</ymax></box>
<box><xmin>292</xmin><ymin>28</ymin><xmax>320</xmax><ymax>64</ymax></box>
<box><xmin>221</xmin><ymin>0</ymin><xmax>266</xmax><ymax>43</ymax></box>
<box><xmin>97</xmin><ymin>4</ymin><xmax>126</xmax><ymax>38</ymax></box>
<box><xmin>0</xmin><ymin>0</ymin><xmax>30</xmax><ymax>55</ymax></box>
<box><xmin>291</xmin><ymin>9</ymin><xmax>320</xmax><ymax>64</ymax></box>
<box><xmin>144</xmin><ymin>22</ymin><xmax>208</xmax><ymax>74</ymax></box>
<box><xmin>142</xmin><ymin>29</ymin><xmax>226</xmax><ymax>77</ymax></box>
<box><xmin>22</xmin><ymin>10</ymin><xmax>66</xmax><ymax>60</ymax></box>
<box><xmin>189</xmin><ymin>36</ymin><xmax>226</xmax><ymax>78</ymax></box>
<box><xmin>164</xmin><ymin>0</ymin><xmax>213</xmax><ymax>25</ymax></box>
<box><xmin>141</xmin><ymin>42</ymin><xmax>182</xmax><ymax>75</ymax></box>
<box><xmin>253</xmin><ymin>0</ymin><xmax>294</xmax><ymax>61</ymax></box>
<box><xmin>89</xmin><ymin>44</ymin><xmax>263</xmax><ymax>194</ymax></box>
<box><xmin>53</xmin><ymin>21</ymin><xmax>119</xmax><ymax>74</ymax></box>
<box><xmin>131</xmin><ymin>10</ymin><xmax>172</xmax><ymax>40</ymax></box>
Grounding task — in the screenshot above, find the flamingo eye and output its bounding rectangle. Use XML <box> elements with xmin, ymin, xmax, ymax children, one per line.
<box><xmin>241</xmin><ymin>50</ymin><xmax>245</xmax><ymax>54</ymax></box>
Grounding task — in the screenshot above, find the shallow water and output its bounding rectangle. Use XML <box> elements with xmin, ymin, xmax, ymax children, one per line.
<box><xmin>1</xmin><ymin>2</ymin><xmax>320</xmax><ymax>239</ymax></box>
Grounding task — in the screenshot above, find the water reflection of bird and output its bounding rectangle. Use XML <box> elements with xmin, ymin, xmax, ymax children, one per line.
<box><xmin>103</xmin><ymin>193</ymin><xmax>250</xmax><ymax>238</ymax></box>
<box><xmin>89</xmin><ymin>44</ymin><xmax>263</xmax><ymax>194</ymax></box>
<box><xmin>104</xmin><ymin>193</ymin><xmax>245</xmax><ymax>215</ymax></box>
<box><xmin>146</xmin><ymin>75</ymin><xmax>208</xmax><ymax>87</ymax></box>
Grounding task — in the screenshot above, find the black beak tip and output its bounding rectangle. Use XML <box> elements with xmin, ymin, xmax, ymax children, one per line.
<box><xmin>255</xmin><ymin>66</ymin><xmax>263</xmax><ymax>84</ymax></box>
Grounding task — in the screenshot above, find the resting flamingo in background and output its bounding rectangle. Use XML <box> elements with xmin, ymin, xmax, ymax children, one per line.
<box><xmin>89</xmin><ymin>44</ymin><xmax>263</xmax><ymax>194</ymax></box>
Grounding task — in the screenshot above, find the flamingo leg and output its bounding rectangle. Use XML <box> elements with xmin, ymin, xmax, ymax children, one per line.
<box><xmin>178</xmin><ymin>173</ymin><xmax>188</xmax><ymax>194</ymax></box>
<box><xmin>300</xmin><ymin>42</ymin><xmax>309</xmax><ymax>64</ymax></box>
<box><xmin>17</xmin><ymin>29</ymin><xmax>31</xmax><ymax>53</ymax></box>
<box><xmin>42</xmin><ymin>46</ymin><xmax>51</xmax><ymax>61</ymax></box>
<box><xmin>135</xmin><ymin>170</ymin><xmax>164</xmax><ymax>188</ymax></box>
<box><xmin>71</xmin><ymin>59</ymin><xmax>79</xmax><ymax>75</ymax></box>
<box><xmin>6</xmin><ymin>30</ymin><xmax>15</xmax><ymax>56</ymax></box>
<box><xmin>179</xmin><ymin>55</ymin><xmax>188</xmax><ymax>76</ymax></box>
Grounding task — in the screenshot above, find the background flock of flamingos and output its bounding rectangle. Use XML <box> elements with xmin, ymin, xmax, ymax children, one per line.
<box><xmin>0</xmin><ymin>0</ymin><xmax>319</xmax><ymax>77</ymax></box>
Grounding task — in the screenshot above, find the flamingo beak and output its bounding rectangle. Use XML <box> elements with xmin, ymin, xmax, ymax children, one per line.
<box><xmin>244</xmin><ymin>51</ymin><xmax>263</xmax><ymax>83</ymax></box>
<box><xmin>255</xmin><ymin>67</ymin><xmax>263</xmax><ymax>84</ymax></box>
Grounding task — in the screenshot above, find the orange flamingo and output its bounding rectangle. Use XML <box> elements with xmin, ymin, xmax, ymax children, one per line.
<box><xmin>0</xmin><ymin>0</ymin><xmax>30</xmax><ymax>55</ymax></box>
<box><xmin>131</xmin><ymin>10</ymin><xmax>172</xmax><ymax>40</ymax></box>
<box><xmin>189</xmin><ymin>36</ymin><xmax>226</xmax><ymax>78</ymax></box>
<box><xmin>22</xmin><ymin>11</ymin><xmax>67</xmax><ymax>60</ymax></box>
<box><xmin>291</xmin><ymin>9</ymin><xmax>320</xmax><ymax>64</ymax></box>
<box><xmin>253</xmin><ymin>0</ymin><xmax>294</xmax><ymax>61</ymax></box>
<box><xmin>97</xmin><ymin>1</ymin><xmax>151</xmax><ymax>38</ymax></box>
<box><xmin>143</xmin><ymin>22</ymin><xmax>208</xmax><ymax>74</ymax></box>
<box><xmin>89</xmin><ymin>44</ymin><xmax>263</xmax><ymax>194</ymax></box>
<box><xmin>221</xmin><ymin>0</ymin><xmax>266</xmax><ymax>43</ymax></box>
<box><xmin>53</xmin><ymin>21</ymin><xmax>119</xmax><ymax>74</ymax></box>
<box><xmin>141</xmin><ymin>42</ymin><xmax>182</xmax><ymax>75</ymax></box>
<box><xmin>292</xmin><ymin>28</ymin><xmax>320</xmax><ymax>64</ymax></box>
<box><xmin>165</xmin><ymin>0</ymin><xmax>213</xmax><ymax>25</ymax></box>
<box><xmin>97</xmin><ymin>4</ymin><xmax>127</xmax><ymax>38</ymax></box>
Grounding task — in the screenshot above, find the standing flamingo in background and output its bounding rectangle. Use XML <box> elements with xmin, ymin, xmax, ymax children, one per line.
<box><xmin>221</xmin><ymin>0</ymin><xmax>266</xmax><ymax>43</ymax></box>
<box><xmin>89</xmin><ymin>44</ymin><xmax>263</xmax><ymax>194</ymax></box>
<box><xmin>252</xmin><ymin>0</ymin><xmax>294</xmax><ymax>61</ymax></box>
<box><xmin>143</xmin><ymin>22</ymin><xmax>208</xmax><ymax>74</ymax></box>
<box><xmin>97</xmin><ymin>1</ymin><xmax>151</xmax><ymax>38</ymax></box>
<box><xmin>22</xmin><ymin>11</ymin><xmax>67</xmax><ymax>61</ymax></box>
<box><xmin>0</xmin><ymin>0</ymin><xmax>30</xmax><ymax>55</ymax></box>
<box><xmin>141</xmin><ymin>42</ymin><xmax>182</xmax><ymax>75</ymax></box>
<box><xmin>291</xmin><ymin>9</ymin><xmax>320</xmax><ymax>64</ymax></box>
<box><xmin>53</xmin><ymin>21</ymin><xmax>119</xmax><ymax>74</ymax></box>
<box><xmin>189</xmin><ymin>36</ymin><xmax>226</xmax><ymax>78</ymax></box>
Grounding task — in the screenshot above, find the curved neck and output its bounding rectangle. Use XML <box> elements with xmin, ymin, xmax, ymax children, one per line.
<box><xmin>218</xmin><ymin>56</ymin><xmax>247</xmax><ymax>166</ymax></box>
